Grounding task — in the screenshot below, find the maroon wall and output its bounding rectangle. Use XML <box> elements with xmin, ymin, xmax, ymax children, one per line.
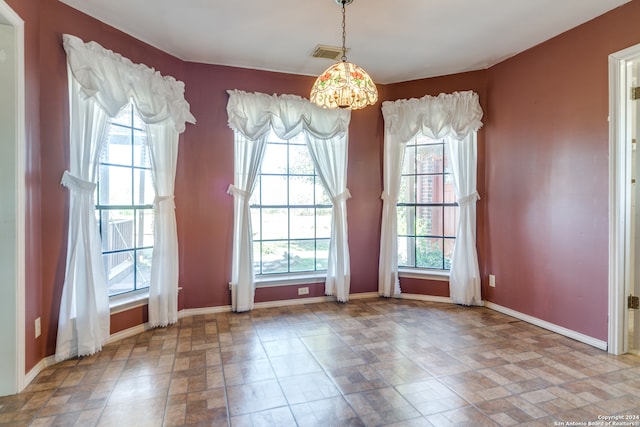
<box><xmin>177</xmin><ymin>63</ymin><xmax>385</xmax><ymax>308</ymax></box>
<box><xmin>12</xmin><ymin>0</ymin><xmax>187</xmax><ymax>369</ymax></box>
<box><xmin>386</xmin><ymin>71</ymin><xmax>489</xmax><ymax>298</ymax></box>
<box><xmin>10</xmin><ymin>0</ymin><xmax>386</xmax><ymax>369</ymax></box>
<box><xmin>483</xmin><ymin>1</ymin><xmax>640</xmax><ymax>341</ymax></box>
<box><xmin>12</xmin><ymin>0</ymin><xmax>640</xmax><ymax>375</ymax></box>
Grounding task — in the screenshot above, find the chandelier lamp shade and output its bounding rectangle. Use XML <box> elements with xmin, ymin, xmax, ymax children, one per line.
<box><xmin>310</xmin><ymin>0</ymin><xmax>378</xmax><ymax>110</ymax></box>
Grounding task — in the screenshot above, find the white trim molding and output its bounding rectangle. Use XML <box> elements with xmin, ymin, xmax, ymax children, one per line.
<box><xmin>398</xmin><ymin>293</ymin><xmax>453</xmax><ymax>304</ymax></box>
<box><xmin>0</xmin><ymin>0</ymin><xmax>25</xmax><ymax>396</ymax></box>
<box><xmin>178</xmin><ymin>292</ymin><xmax>381</xmax><ymax>317</ymax></box>
<box><xmin>106</xmin><ymin>323</ymin><xmax>151</xmax><ymax>345</ymax></box>
<box><xmin>608</xmin><ymin>42</ymin><xmax>640</xmax><ymax>355</ymax></box>
<box><xmin>24</xmin><ymin>355</ymin><xmax>56</xmax><ymax>387</ymax></box>
<box><xmin>398</xmin><ymin>269</ymin><xmax>450</xmax><ymax>282</ymax></box>
<box><xmin>485</xmin><ymin>302</ymin><xmax>608</xmax><ymax>351</ymax></box>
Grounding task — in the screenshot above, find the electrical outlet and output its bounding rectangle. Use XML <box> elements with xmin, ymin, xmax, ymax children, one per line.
<box><xmin>298</xmin><ymin>286</ymin><xmax>309</xmax><ymax>296</ymax></box>
<box><xmin>35</xmin><ymin>317</ymin><xmax>41</xmax><ymax>338</ymax></box>
<box><xmin>489</xmin><ymin>274</ymin><xmax>496</xmax><ymax>288</ymax></box>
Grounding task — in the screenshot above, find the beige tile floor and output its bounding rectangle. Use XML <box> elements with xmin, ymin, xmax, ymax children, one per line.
<box><xmin>1</xmin><ymin>298</ymin><xmax>640</xmax><ymax>426</ymax></box>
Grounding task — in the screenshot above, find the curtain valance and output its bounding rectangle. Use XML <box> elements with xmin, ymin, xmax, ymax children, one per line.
<box><xmin>226</xmin><ymin>90</ymin><xmax>350</xmax><ymax>140</ymax></box>
<box><xmin>62</xmin><ymin>34</ymin><xmax>195</xmax><ymax>132</ymax></box>
<box><xmin>382</xmin><ymin>91</ymin><xmax>483</xmax><ymax>142</ymax></box>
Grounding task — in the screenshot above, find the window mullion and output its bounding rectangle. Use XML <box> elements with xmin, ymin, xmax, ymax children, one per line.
<box><xmin>98</xmin><ymin>103</ymin><xmax>154</xmax><ymax>297</ymax></box>
<box><xmin>397</xmin><ymin>137</ymin><xmax>456</xmax><ymax>271</ymax></box>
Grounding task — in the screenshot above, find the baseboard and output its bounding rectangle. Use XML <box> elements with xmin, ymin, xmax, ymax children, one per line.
<box><xmin>23</xmin><ymin>292</ymin><xmax>608</xmax><ymax>392</ymax></box>
<box><xmin>178</xmin><ymin>292</ymin><xmax>380</xmax><ymax>316</ymax></box>
<box><xmin>398</xmin><ymin>293</ymin><xmax>453</xmax><ymax>304</ymax></box>
<box><xmin>349</xmin><ymin>292</ymin><xmax>379</xmax><ymax>300</ymax></box>
<box><xmin>179</xmin><ymin>305</ymin><xmax>232</xmax><ymax>317</ymax></box>
<box><xmin>24</xmin><ymin>354</ymin><xmax>56</xmax><ymax>387</ymax></box>
<box><xmin>484</xmin><ymin>301</ymin><xmax>608</xmax><ymax>351</ymax></box>
<box><xmin>100</xmin><ymin>296</ymin><xmax>609</xmax><ymax>353</ymax></box>
<box><xmin>106</xmin><ymin>323</ymin><xmax>151</xmax><ymax>345</ymax></box>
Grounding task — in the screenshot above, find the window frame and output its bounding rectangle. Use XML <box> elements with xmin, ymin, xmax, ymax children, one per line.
<box><xmin>95</xmin><ymin>103</ymin><xmax>155</xmax><ymax>298</ymax></box>
<box><xmin>396</xmin><ymin>136</ymin><xmax>458</xmax><ymax>273</ymax></box>
<box><xmin>250</xmin><ymin>131</ymin><xmax>331</xmax><ymax>283</ymax></box>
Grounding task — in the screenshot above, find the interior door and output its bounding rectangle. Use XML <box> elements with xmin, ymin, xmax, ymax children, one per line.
<box><xmin>631</xmin><ymin>58</ymin><xmax>640</xmax><ymax>355</ymax></box>
<box><xmin>0</xmin><ymin>20</ymin><xmax>18</xmax><ymax>395</ymax></box>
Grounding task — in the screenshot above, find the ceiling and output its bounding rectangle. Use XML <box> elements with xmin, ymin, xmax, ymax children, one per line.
<box><xmin>59</xmin><ymin>0</ymin><xmax>631</xmax><ymax>84</ymax></box>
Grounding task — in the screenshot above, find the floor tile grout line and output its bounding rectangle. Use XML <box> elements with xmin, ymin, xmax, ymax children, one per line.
<box><xmin>209</xmin><ymin>315</ymin><xmax>234</xmax><ymax>427</ymax></box>
<box><xmin>250</xmin><ymin>314</ymin><xmax>303</xmax><ymax>426</ymax></box>
<box><xmin>289</xmin><ymin>301</ymin><xmax>426</xmax><ymax>425</ymax></box>
<box><xmin>259</xmin><ymin>303</ymin><xmax>373</xmax><ymax>424</ymax></box>
<box><xmin>6</xmin><ymin>299</ymin><xmax>640</xmax><ymax>426</ymax></box>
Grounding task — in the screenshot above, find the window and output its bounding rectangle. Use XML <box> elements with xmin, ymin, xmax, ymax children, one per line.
<box><xmin>250</xmin><ymin>131</ymin><xmax>331</xmax><ymax>275</ymax></box>
<box><xmin>397</xmin><ymin>136</ymin><xmax>458</xmax><ymax>270</ymax></box>
<box><xmin>96</xmin><ymin>104</ymin><xmax>154</xmax><ymax>296</ymax></box>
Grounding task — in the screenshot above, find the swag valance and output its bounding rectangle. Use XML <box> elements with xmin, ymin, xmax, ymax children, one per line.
<box><xmin>226</xmin><ymin>90</ymin><xmax>350</xmax><ymax>140</ymax></box>
<box><xmin>382</xmin><ymin>90</ymin><xmax>483</xmax><ymax>142</ymax></box>
<box><xmin>63</xmin><ymin>34</ymin><xmax>195</xmax><ymax>132</ymax></box>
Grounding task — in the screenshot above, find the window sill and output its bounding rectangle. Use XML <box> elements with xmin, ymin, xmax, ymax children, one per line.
<box><xmin>255</xmin><ymin>273</ymin><xmax>326</xmax><ymax>288</ymax></box>
<box><xmin>109</xmin><ymin>289</ymin><xmax>149</xmax><ymax>314</ymax></box>
<box><xmin>398</xmin><ymin>268</ymin><xmax>450</xmax><ymax>282</ymax></box>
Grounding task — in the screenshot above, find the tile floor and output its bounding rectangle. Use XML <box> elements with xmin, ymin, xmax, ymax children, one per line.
<box><xmin>1</xmin><ymin>298</ymin><xmax>640</xmax><ymax>426</ymax></box>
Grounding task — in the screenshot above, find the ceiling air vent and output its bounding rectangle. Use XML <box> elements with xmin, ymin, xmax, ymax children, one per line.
<box><xmin>311</xmin><ymin>45</ymin><xmax>347</xmax><ymax>61</ymax></box>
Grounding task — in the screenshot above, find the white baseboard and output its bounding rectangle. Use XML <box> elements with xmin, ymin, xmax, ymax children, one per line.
<box><xmin>106</xmin><ymin>323</ymin><xmax>151</xmax><ymax>345</ymax></box>
<box><xmin>397</xmin><ymin>294</ymin><xmax>607</xmax><ymax>350</ymax></box>
<box><xmin>484</xmin><ymin>301</ymin><xmax>608</xmax><ymax>351</ymax></box>
<box><xmin>178</xmin><ymin>292</ymin><xmax>380</xmax><ymax>317</ymax></box>
<box><xmin>349</xmin><ymin>292</ymin><xmax>379</xmax><ymax>300</ymax></box>
<box><xmin>23</xmin><ymin>292</ymin><xmax>608</xmax><ymax>392</ymax></box>
<box><xmin>179</xmin><ymin>305</ymin><xmax>232</xmax><ymax>317</ymax></box>
<box><xmin>24</xmin><ymin>354</ymin><xmax>56</xmax><ymax>387</ymax></box>
<box><xmin>398</xmin><ymin>293</ymin><xmax>453</xmax><ymax>304</ymax></box>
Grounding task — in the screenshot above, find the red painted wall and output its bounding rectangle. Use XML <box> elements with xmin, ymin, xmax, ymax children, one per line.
<box><xmin>482</xmin><ymin>0</ymin><xmax>640</xmax><ymax>341</ymax></box>
<box><xmin>10</xmin><ymin>0</ymin><xmax>385</xmax><ymax>370</ymax></box>
<box><xmin>177</xmin><ymin>63</ymin><xmax>385</xmax><ymax>308</ymax></box>
<box><xmin>386</xmin><ymin>71</ymin><xmax>488</xmax><ymax>299</ymax></box>
<box><xmin>15</xmin><ymin>0</ymin><xmax>187</xmax><ymax>369</ymax></box>
<box><xmin>11</xmin><ymin>0</ymin><xmax>640</xmax><ymax>375</ymax></box>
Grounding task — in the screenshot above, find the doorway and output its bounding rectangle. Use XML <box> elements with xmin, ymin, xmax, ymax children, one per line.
<box><xmin>609</xmin><ymin>44</ymin><xmax>640</xmax><ymax>355</ymax></box>
<box><xmin>0</xmin><ymin>0</ymin><xmax>25</xmax><ymax>396</ymax></box>
<box><xmin>629</xmin><ymin>58</ymin><xmax>640</xmax><ymax>355</ymax></box>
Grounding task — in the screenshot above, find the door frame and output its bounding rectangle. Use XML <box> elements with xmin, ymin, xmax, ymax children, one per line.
<box><xmin>609</xmin><ymin>43</ymin><xmax>640</xmax><ymax>355</ymax></box>
<box><xmin>0</xmin><ymin>0</ymin><xmax>25</xmax><ymax>394</ymax></box>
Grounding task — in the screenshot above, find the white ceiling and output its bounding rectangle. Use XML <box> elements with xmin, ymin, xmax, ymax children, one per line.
<box><xmin>59</xmin><ymin>0</ymin><xmax>631</xmax><ymax>84</ymax></box>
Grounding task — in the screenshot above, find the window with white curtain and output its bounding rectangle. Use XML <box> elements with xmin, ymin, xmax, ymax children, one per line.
<box><xmin>250</xmin><ymin>129</ymin><xmax>331</xmax><ymax>276</ymax></box>
<box><xmin>398</xmin><ymin>135</ymin><xmax>459</xmax><ymax>270</ymax></box>
<box><xmin>96</xmin><ymin>103</ymin><xmax>155</xmax><ymax>296</ymax></box>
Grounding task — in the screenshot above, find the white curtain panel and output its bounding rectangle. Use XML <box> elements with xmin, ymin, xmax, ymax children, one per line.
<box><xmin>56</xmin><ymin>76</ymin><xmax>111</xmax><ymax>361</ymax></box>
<box><xmin>57</xmin><ymin>34</ymin><xmax>194</xmax><ymax>360</ymax></box>
<box><xmin>147</xmin><ymin>122</ymin><xmax>181</xmax><ymax>327</ymax></box>
<box><xmin>378</xmin><ymin>131</ymin><xmax>406</xmax><ymax>298</ymax></box>
<box><xmin>380</xmin><ymin>91</ymin><xmax>483</xmax><ymax>305</ymax></box>
<box><xmin>227</xmin><ymin>131</ymin><xmax>269</xmax><ymax>312</ymax></box>
<box><xmin>305</xmin><ymin>133</ymin><xmax>351</xmax><ymax>302</ymax></box>
<box><xmin>447</xmin><ymin>133</ymin><xmax>482</xmax><ymax>305</ymax></box>
<box><xmin>226</xmin><ymin>90</ymin><xmax>351</xmax><ymax>310</ymax></box>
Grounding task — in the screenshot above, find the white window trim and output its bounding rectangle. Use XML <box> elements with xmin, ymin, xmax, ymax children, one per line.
<box><xmin>398</xmin><ymin>268</ymin><xmax>449</xmax><ymax>282</ymax></box>
<box><xmin>255</xmin><ymin>272</ymin><xmax>326</xmax><ymax>287</ymax></box>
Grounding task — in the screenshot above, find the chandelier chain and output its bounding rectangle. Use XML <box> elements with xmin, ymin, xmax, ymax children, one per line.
<box><xmin>341</xmin><ymin>1</ymin><xmax>347</xmax><ymax>62</ymax></box>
